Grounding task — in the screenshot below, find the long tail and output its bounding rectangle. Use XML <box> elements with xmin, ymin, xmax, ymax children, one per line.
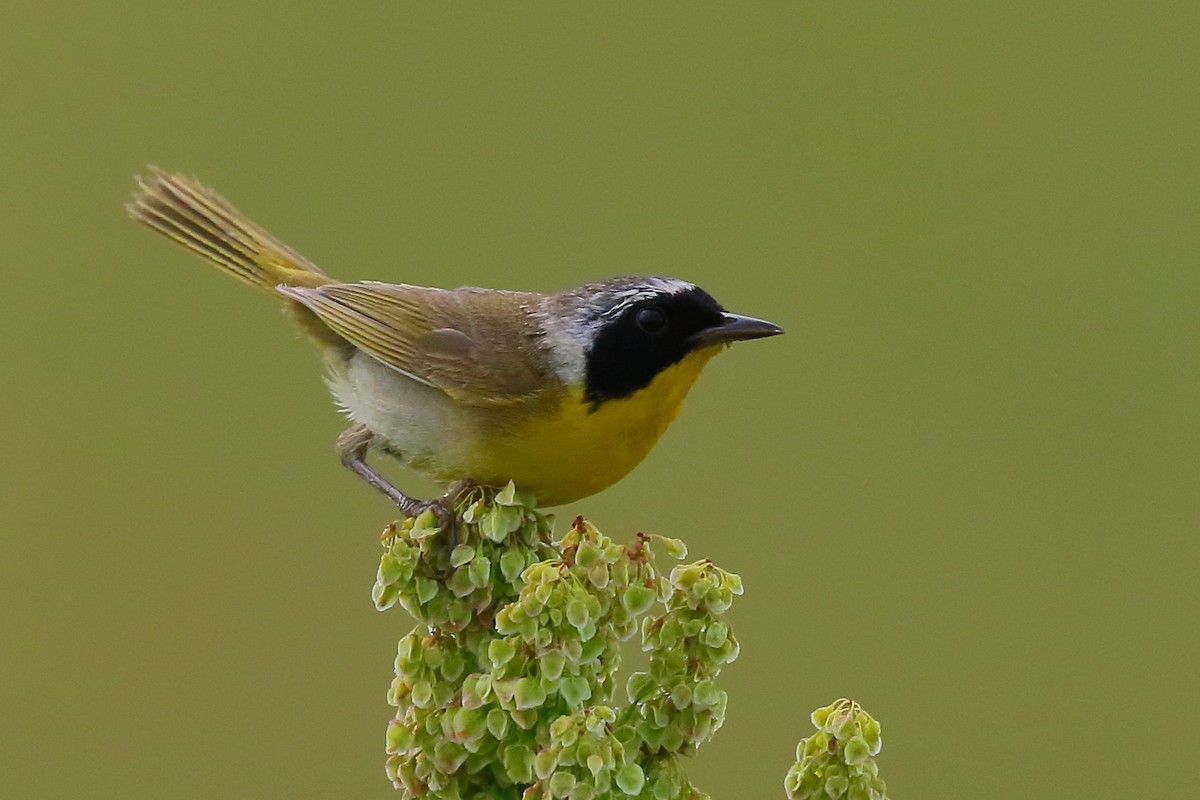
<box><xmin>127</xmin><ymin>168</ymin><xmax>332</xmax><ymax>293</ymax></box>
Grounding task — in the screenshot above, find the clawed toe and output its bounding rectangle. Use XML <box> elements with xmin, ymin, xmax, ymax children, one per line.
<box><xmin>411</xmin><ymin>498</ymin><xmax>456</xmax><ymax>534</ymax></box>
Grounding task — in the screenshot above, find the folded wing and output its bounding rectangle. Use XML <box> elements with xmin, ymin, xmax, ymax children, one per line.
<box><xmin>279</xmin><ymin>282</ymin><xmax>554</xmax><ymax>406</ymax></box>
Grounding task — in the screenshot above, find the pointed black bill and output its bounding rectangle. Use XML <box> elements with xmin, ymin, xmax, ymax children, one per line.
<box><xmin>689</xmin><ymin>312</ymin><xmax>784</xmax><ymax>346</ymax></box>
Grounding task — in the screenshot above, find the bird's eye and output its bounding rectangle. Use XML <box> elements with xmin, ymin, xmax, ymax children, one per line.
<box><xmin>635</xmin><ymin>306</ymin><xmax>668</xmax><ymax>334</ymax></box>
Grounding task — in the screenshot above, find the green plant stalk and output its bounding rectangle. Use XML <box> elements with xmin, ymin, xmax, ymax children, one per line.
<box><xmin>370</xmin><ymin>483</ymin><xmax>888</xmax><ymax>799</ymax></box>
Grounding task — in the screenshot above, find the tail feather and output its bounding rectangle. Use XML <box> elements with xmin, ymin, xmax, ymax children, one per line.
<box><xmin>127</xmin><ymin>168</ymin><xmax>331</xmax><ymax>292</ymax></box>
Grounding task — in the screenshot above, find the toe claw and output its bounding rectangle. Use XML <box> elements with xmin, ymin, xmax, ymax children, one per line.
<box><xmin>412</xmin><ymin>498</ymin><xmax>456</xmax><ymax>538</ymax></box>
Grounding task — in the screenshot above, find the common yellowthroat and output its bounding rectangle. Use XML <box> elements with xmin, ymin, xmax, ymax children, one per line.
<box><xmin>128</xmin><ymin>170</ymin><xmax>782</xmax><ymax>518</ymax></box>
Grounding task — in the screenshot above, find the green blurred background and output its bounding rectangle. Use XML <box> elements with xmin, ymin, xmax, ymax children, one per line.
<box><xmin>3</xmin><ymin>3</ymin><xmax>1197</xmax><ymax>797</ymax></box>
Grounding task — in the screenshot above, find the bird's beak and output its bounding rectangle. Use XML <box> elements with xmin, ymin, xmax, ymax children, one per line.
<box><xmin>690</xmin><ymin>313</ymin><xmax>784</xmax><ymax>346</ymax></box>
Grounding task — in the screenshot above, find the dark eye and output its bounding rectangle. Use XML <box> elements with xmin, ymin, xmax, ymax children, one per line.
<box><xmin>635</xmin><ymin>306</ymin><xmax>668</xmax><ymax>334</ymax></box>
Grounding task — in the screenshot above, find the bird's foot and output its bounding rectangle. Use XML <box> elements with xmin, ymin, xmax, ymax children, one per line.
<box><xmin>402</xmin><ymin>481</ymin><xmax>478</xmax><ymax>544</ymax></box>
<box><xmin>406</xmin><ymin>497</ymin><xmax>456</xmax><ymax>536</ymax></box>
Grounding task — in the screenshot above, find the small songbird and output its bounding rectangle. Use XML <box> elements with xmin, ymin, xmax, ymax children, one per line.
<box><xmin>128</xmin><ymin>170</ymin><xmax>783</xmax><ymax>519</ymax></box>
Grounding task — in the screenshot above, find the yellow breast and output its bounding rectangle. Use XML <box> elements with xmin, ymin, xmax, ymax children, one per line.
<box><xmin>479</xmin><ymin>346</ymin><xmax>721</xmax><ymax>506</ymax></box>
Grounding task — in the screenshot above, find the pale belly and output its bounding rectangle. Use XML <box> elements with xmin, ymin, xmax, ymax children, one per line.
<box><xmin>327</xmin><ymin>348</ymin><xmax>717</xmax><ymax>506</ymax></box>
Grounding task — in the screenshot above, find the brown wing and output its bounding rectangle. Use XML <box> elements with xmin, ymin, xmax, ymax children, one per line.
<box><xmin>278</xmin><ymin>282</ymin><xmax>554</xmax><ymax>405</ymax></box>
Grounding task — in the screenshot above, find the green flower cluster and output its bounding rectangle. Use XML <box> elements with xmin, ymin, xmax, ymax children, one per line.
<box><xmin>372</xmin><ymin>482</ymin><xmax>557</xmax><ymax>632</ymax></box>
<box><xmin>624</xmin><ymin>560</ymin><xmax>742</xmax><ymax>757</ymax></box>
<box><xmin>784</xmin><ymin>699</ymin><xmax>888</xmax><ymax>800</ymax></box>
<box><xmin>371</xmin><ymin>483</ymin><xmax>742</xmax><ymax>799</ymax></box>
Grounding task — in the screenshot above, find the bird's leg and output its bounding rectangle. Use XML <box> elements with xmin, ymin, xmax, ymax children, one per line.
<box><xmin>335</xmin><ymin>424</ymin><xmax>456</xmax><ymax>533</ymax></box>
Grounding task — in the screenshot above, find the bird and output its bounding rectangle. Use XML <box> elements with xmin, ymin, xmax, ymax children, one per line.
<box><xmin>127</xmin><ymin>169</ymin><xmax>783</xmax><ymax>521</ymax></box>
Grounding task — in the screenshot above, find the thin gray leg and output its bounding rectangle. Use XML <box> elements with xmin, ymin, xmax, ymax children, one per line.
<box><xmin>335</xmin><ymin>424</ymin><xmax>461</xmax><ymax>536</ymax></box>
<box><xmin>335</xmin><ymin>424</ymin><xmax>426</xmax><ymax>514</ymax></box>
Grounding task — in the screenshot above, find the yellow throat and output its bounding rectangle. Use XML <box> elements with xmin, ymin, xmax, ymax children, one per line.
<box><xmin>494</xmin><ymin>346</ymin><xmax>722</xmax><ymax>506</ymax></box>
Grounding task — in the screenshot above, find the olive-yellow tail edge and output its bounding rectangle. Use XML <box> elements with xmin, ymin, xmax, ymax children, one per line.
<box><xmin>127</xmin><ymin>167</ymin><xmax>331</xmax><ymax>293</ymax></box>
